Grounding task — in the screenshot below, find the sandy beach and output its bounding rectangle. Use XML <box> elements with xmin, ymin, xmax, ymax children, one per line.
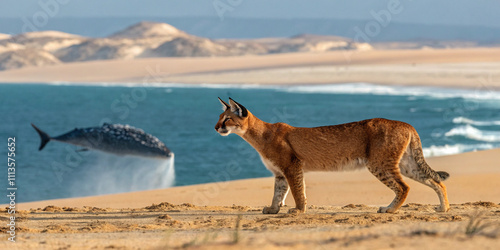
<box><xmin>0</xmin><ymin>48</ymin><xmax>499</xmax><ymax>90</ymax></box>
<box><xmin>2</xmin><ymin>149</ymin><xmax>499</xmax><ymax>249</ymax></box>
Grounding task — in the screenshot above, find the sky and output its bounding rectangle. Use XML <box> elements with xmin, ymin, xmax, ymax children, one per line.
<box><xmin>1</xmin><ymin>0</ymin><xmax>500</xmax><ymax>27</ymax></box>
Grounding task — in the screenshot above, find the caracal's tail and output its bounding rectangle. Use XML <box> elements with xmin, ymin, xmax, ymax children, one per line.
<box><xmin>410</xmin><ymin>131</ymin><xmax>449</xmax><ymax>182</ymax></box>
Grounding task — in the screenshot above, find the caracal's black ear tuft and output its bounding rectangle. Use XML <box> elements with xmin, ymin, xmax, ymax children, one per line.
<box><xmin>228</xmin><ymin>97</ymin><xmax>248</xmax><ymax>117</ymax></box>
<box><xmin>218</xmin><ymin>97</ymin><xmax>230</xmax><ymax>111</ymax></box>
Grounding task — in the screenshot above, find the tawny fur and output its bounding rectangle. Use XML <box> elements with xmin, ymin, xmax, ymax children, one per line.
<box><xmin>215</xmin><ymin>98</ymin><xmax>450</xmax><ymax>214</ymax></box>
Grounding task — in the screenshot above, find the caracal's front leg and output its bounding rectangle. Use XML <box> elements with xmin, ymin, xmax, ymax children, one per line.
<box><xmin>284</xmin><ymin>166</ymin><xmax>306</xmax><ymax>214</ymax></box>
<box><xmin>263</xmin><ymin>175</ymin><xmax>290</xmax><ymax>214</ymax></box>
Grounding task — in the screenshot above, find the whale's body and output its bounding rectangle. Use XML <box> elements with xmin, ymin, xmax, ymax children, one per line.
<box><xmin>32</xmin><ymin>123</ymin><xmax>172</xmax><ymax>158</ymax></box>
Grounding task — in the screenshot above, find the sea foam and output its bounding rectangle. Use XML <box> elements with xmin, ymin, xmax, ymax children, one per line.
<box><xmin>452</xmin><ymin>116</ymin><xmax>500</xmax><ymax>126</ymax></box>
<box><xmin>68</xmin><ymin>152</ymin><xmax>175</xmax><ymax>197</ymax></box>
<box><xmin>283</xmin><ymin>83</ymin><xmax>500</xmax><ymax>100</ymax></box>
<box><xmin>423</xmin><ymin>144</ymin><xmax>494</xmax><ymax>157</ymax></box>
<box><xmin>445</xmin><ymin>125</ymin><xmax>500</xmax><ymax>142</ymax></box>
<box><xmin>43</xmin><ymin>82</ymin><xmax>500</xmax><ymax>101</ymax></box>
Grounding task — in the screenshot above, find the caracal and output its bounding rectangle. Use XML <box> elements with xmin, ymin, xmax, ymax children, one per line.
<box><xmin>215</xmin><ymin>98</ymin><xmax>450</xmax><ymax>214</ymax></box>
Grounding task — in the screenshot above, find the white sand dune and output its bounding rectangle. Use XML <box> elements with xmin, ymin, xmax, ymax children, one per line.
<box><xmin>0</xmin><ymin>33</ymin><xmax>11</xmax><ymax>40</ymax></box>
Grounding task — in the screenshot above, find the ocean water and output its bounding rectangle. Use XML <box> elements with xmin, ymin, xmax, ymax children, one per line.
<box><xmin>1</xmin><ymin>83</ymin><xmax>499</xmax><ymax>203</ymax></box>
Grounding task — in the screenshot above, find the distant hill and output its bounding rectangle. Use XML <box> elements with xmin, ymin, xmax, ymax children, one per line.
<box><xmin>0</xmin><ymin>31</ymin><xmax>83</xmax><ymax>70</ymax></box>
<box><xmin>109</xmin><ymin>21</ymin><xmax>184</xmax><ymax>39</ymax></box>
<box><xmin>15</xmin><ymin>31</ymin><xmax>81</xmax><ymax>39</ymax></box>
<box><xmin>0</xmin><ymin>21</ymin><xmax>371</xmax><ymax>71</ymax></box>
<box><xmin>0</xmin><ymin>48</ymin><xmax>60</xmax><ymax>70</ymax></box>
<box><xmin>2</xmin><ymin>17</ymin><xmax>499</xmax><ymax>71</ymax></box>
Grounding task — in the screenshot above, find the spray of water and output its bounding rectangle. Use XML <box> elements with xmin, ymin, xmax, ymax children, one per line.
<box><xmin>67</xmin><ymin>152</ymin><xmax>175</xmax><ymax>197</ymax></box>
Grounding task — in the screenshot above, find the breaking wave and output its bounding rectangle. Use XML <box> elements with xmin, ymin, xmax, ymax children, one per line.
<box><xmin>44</xmin><ymin>82</ymin><xmax>500</xmax><ymax>101</ymax></box>
<box><xmin>452</xmin><ymin>116</ymin><xmax>500</xmax><ymax>126</ymax></box>
<box><xmin>444</xmin><ymin>125</ymin><xmax>500</xmax><ymax>142</ymax></box>
<box><xmin>422</xmin><ymin>144</ymin><xmax>494</xmax><ymax>157</ymax></box>
<box><xmin>283</xmin><ymin>83</ymin><xmax>500</xmax><ymax>100</ymax></box>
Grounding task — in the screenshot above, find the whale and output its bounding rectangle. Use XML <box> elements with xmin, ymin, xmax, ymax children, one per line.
<box><xmin>31</xmin><ymin>123</ymin><xmax>172</xmax><ymax>158</ymax></box>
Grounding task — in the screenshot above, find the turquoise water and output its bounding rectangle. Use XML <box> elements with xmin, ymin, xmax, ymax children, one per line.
<box><xmin>1</xmin><ymin>83</ymin><xmax>499</xmax><ymax>203</ymax></box>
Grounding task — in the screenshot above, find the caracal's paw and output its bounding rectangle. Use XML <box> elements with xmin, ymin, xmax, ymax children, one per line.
<box><xmin>263</xmin><ymin>206</ymin><xmax>280</xmax><ymax>214</ymax></box>
<box><xmin>435</xmin><ymin>206</ymin><xmax>450</xmax><ymax>213</ymax></box>
<box><xmin>287</xmin><ymin>208</ymin><xmax>305</xmax><ymax>214</ymax></box>
<box><xmin>377</xmin><ymin>206</ymin><xmax>398</xmax><ymax>213</ymax></box>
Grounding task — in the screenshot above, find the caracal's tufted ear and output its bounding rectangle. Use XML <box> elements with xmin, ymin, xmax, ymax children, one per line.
<box><xmin>228</xmin><ymin>97</ymin><xmax>248</xmax><ymax>118</ymax></box>
<box><xmin>218</xmin><ymin>97</ymin><xmax>230</xmax><ymax>111</ymax></box>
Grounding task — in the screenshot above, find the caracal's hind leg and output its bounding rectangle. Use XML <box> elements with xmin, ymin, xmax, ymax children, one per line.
<box><xmin>400</xmin><ymin>176</ymin><xmax>450</xmax><ymax>212</ymax></box>
<box><xmin>263</xmin><ymin>175</ymin><xmax>290</xmax><ymax>214</ymax></box>
<box><xmin>367</xmin><ymin>161</ymin><xmax>409</xmax><ymax>213</ymax></box>
<box><xmin>424</xmin><ymin>179</ymin><xmax>450</xmax><ymax>212</ymax></box>
<box><xmin>399</xmin><ymin>155</ymin><xmax>450</xmax><ymax>212</ymax></box>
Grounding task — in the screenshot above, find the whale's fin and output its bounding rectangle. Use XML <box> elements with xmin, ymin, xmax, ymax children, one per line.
<box><xmin>31</xmin><ymin>123</ymin><xmax>51</xmax><ymax>151</ymax></box>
